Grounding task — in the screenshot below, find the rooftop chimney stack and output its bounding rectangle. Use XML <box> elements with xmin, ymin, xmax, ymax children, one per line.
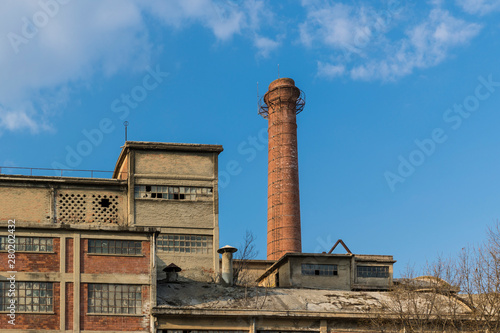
<box><xmin>259</xmin><ymin>78</ymin><xmax>305</xmax><ymax>260</ymax></box>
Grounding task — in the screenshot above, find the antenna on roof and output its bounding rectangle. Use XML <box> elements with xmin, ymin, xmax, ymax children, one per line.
<box><xmin>257</xmin><ymin>82</ymin><xmax>259</xmax><ymax>114</ymax></box>
<box><xmin>123</xmin><ymin>121</ymin><xmax>129</xmax><ymax>142</ymax></box>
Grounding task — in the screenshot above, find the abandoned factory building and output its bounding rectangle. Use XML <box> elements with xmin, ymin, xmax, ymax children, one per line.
<box><xmin>0</xmin><ymin>78</ymin><xmax>442</xmax><ymax>333</ymax></box>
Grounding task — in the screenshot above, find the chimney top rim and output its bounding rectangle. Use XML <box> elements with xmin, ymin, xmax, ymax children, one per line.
<box><xmin>268</xmin><ymin>78</ymin><xmax>296</xmax><ymax>91</ymax></box>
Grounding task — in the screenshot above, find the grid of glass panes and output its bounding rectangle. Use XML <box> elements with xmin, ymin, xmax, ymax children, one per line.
<box><xmin>0</xmin><ymin>282</ymin><xmax>53</xmax><ymax>312</ymax></box>
<box><xmin>301</xmin><ymin>264</ymin><xmax>338</xmax><ymax>276</ymax></box>
<box><xmin>357</xmin><ymin>265</ymin><xmax>389</xmax><ymax>278</ymax></box>
<box><xmin>88</xmin><ymin>284</ymin><xmax>142</xmax><ymax>314</ymax></box>
<box><xmin>156</xmin><ymin>234</ymin><xmax>213</xmax><ymax>254</ymax></box>
<box><xmin>88</xmin><ymin>239</ymin><xmax>142</xmax><ymax>255</ymax></box>
<box><xmin>134</xmin><ymin>185</ymin><xmax>213</xmax><ymax>200</ymax></box>
<box><xmin>0</xmin><ymin>236</ymin><xmax>53</xmax><ymax>252</ymax></box>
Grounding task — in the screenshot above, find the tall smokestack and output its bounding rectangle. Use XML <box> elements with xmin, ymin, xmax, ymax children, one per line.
<box><xmin>259</xmin><ymin>78</ymin><xmax>305</xmax><ymax>260</ymax></box>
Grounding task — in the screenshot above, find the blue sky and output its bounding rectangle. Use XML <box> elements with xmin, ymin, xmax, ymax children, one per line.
<box><xmin>2</xmin><ymin>0</ymin><xmax>500</xmax><ymax>277</ymax></box>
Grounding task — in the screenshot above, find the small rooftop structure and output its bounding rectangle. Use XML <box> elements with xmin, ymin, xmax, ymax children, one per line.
<box><xmin>256</xmin><ymin>252</ymin><xmax>396</xmax><ymax>291</ymax></box>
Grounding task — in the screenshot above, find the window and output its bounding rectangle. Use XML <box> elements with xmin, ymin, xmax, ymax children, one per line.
<box><xmin>357</xmin><ymin>265</ymin><xmax>389</xmax><ymax>278</ymax></box>
<box><xmin>301</xmin><ymin>264</ymin><xmax>338</xmax><ymax>276</ymax></box>
<box><xmin>0</xmin><ymin>282</ymin><xmax>53</xmax><ymax>312</ymax></box>
<box><xmin>157</xmin><ymin>234</ymin><xmax>213</xmax><ymax>254</ymax></box>
<box><xmin>88</xmin><ymin>284</ymin><xmax>142</xmax><ymax>314</ymax></box>
<box><xmin>88</xmin><ymin>239</ymin><xmax>142</xmax><ymax>255</ymax></box>
<box><xmin>0</xmin><ymin>236</ymin><xmax>53</xmax><ymax>252</ymax></box>
<box><xmin>134</xmin><ymin>185</ymin><xmax>213</xmax><ymax>201</ymax></box>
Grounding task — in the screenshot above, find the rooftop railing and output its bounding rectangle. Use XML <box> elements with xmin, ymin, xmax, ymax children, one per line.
<box><xmin>0</xmin><ymin>166</ymin><xmax>125</xmax><ymax>178</ymax></box>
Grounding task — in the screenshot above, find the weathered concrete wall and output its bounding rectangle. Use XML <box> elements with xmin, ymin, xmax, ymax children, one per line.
<box><xmin>0</xmin><ymin>186</ymin><xmax>52</xmax><ymax>223</ymax></box>
<box><xmin>354</xmin><ymin>263</ymin><xmax>393</xmax><ymax>289</ymax></box>
<box><xmin>135</xmin><ymin>150</ymin><xmax>215</xmax><ymax>177</ymax></box>
<box><xmin>288</xmin><ymin>256</ymin><xmax>351</xmax><ymax>290</ymax></box>
<box><xmin>131</xmin><ymin>147</ymin><xmax>220</xmax><ymax>283</ymax></box>
<box><xmin>157</xmin><ymin>252</ymin><xmax>215</xmax><ymax>282</ymax></box>
<box><xmin>135</xmin><ymin>200</ymin><xmax>213</xmax><ymax>228</ymax></box>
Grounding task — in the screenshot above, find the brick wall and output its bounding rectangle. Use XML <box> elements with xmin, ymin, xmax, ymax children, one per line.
<box><xmin>0</xmin><ymin>282</ymin><xmax>60</xmax><ymax>330</ymax></box>
<box><xmin>80</xmin><ymin>284</ymin><xmax>150</xmax><ymax>331</ymax></box>
<box><xmin>66</xmin><ymin>282</ymin><xmax>73</xmax><ymax>331</ymax></box>
<box><xmin>81</xmin><ymin>239</ymin><xmax>150</xmax><ymax>275</ymax></box>
<box><xmin>0</xmin><ymin>238</ymin><xmax>60</xmax><ymax>272</ymax></box>
<box><xmin>66</xmin><ymin>238</ymin><xmax>73</xmax><ymax>273</ymax></box>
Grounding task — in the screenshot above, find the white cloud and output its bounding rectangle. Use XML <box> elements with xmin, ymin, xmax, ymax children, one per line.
<box><xmin>0</xmin><ymin>0</ymin><xmax>275</xmax><ymax>134</ymax></box>
<box><xmin>299</xmin><ymin>3</ymin><xmax>380</xmax><ymax>56</ymax></box>
<box><xmin>300</xmin><ymin>2</ymin><xmax>482</xmax><ymax>81</ymax></box>
<box><xmin>349</xmin><ymin>9</ymin><xmax>482</xmax><ymax>81</ymax></box>
<box><xmin>254</xmin><ymin>35</ymin><xmax>281</xmax><ymax>58</ymax></box>
<box><xmin>456</xmin><ymin>0</ymin><xmax>500</xmax><ymax>15</ymax></box>
<box><xmin>317</xmin><ymin>62</ymin><xmax>346</xmax><ymax>78</ymax></box>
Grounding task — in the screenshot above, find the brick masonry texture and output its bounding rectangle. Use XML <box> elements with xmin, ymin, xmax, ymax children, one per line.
<box><xmin>0</xmin><ymin>282</ymin><xmax>60</xmax><ymax>330</ymax></box>
<box><xmin>80</xmin><ymin>284</ymin><xmax>150</xmax><ymax>331</ymax></box>
<box><xmin>0</xmin><ymin>238</ymin><xmax>60</xmax><ymax>272</ymax></box>
<box><xmin>265</xmin><ymin>78</ymin><xmax>302</xmax><ymax>260</ymax></box>
<box><xmin>80</xmin><ymin>239</ymin><xmax>150</xmax><ymax>275</ymax></box>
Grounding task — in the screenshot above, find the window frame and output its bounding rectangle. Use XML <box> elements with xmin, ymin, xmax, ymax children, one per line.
<box><xmin>134</xmin><ymin>185</ymin><xmax>213</xmax><ymax>201</ymax></box>
<box><xmin>87</xmin><ymin>283</ymin><xmax>143</xmax><ymax>315</ymax></box>
<box><xmin>0</xmin><ymin>281</ymin><xmax>54</xmax><ymax>313</ymax></box>
<box><xmin>88</xmin><ymin>239</ymin><xmax>143</xmax><ymax>256</ymax></box>
<box><xmin>156</xmin><ymin>234</ymin><xmax>213</xmax><ymax>254</ymax></box>
<box><xmin>356</xmin><ymin>265</ymin><xmax>390</xmax><ymax>278</ymax></box>
<box><xmin>301</xmin><ymin>264</ymin><xmax>338</xmax><ymax>276</ymax></box>
<box><xmin>0</xmin><ymin>236</ymin><xmax>54</xmax><ymax>253</ymax></box>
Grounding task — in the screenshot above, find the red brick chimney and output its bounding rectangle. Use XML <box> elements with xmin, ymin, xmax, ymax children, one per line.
<box><xmin>260</xmin><ymin>78</ymin><xmax>305</xmax><ymax>260</ymax></box>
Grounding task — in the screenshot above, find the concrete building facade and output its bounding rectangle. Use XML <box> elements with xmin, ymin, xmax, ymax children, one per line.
<box><xmin>0</xmin><ymin>141</ymin><xmax>223</xmax><ymax>332</ymax></box>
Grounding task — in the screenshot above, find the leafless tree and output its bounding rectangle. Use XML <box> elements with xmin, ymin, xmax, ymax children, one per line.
<box><xmin>370</xmin><ymin>222</ymin><xmax>500</xmax><ymax>332</ymax></box>
<box><xmin>233</xmin><ymin>230</ymin><xmax>258</xmax><ymax>286</ymax></box>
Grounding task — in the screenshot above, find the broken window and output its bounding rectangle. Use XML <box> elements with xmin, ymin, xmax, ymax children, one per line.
<box><xmin>88</xmin><ymin>239</ymin><xmax>142</xmax><ymax>255</ymax></box>
<box><xmin>301</xmin><ymin>264</ymin><xmax>338</xmax><ymax>276</ymax></box>
<box><xmin>156</xmin><ymin>234</ymin><xmax>213</xmax><ymax>254</ymax></box>
<box><xmin>88</xmin><ymin>284</ymin><xmax>142</xmax><ymax>314</ymax></box>
<box><xmin>357</xmin><ymin>265</ymin><xmax>389</xmax><ymax>278</ymax></box>
<box><xmin>134</xmin><ymin>185</ymin><xmax>213</xmax><ymax>201</ymax></box>
<box><xmin>0</xmin><ymin>282</ymin><xmax>53</xmax><ymax>312</ymax></box>
<box><xmin>0</xmin><ymin>236</ymin><xmax>53</xmax><ymax>252</ymax></box>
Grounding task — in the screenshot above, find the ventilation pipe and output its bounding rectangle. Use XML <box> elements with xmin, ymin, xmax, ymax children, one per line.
<box><xmin>217</xmin><ymin>245</ymin><xmax>237</xmax><ymax>286</ymax></box>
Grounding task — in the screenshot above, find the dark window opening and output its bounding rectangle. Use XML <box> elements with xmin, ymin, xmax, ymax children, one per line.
<box><xmin>99</xmin><ymin>198</ymin><xmax>110</xmax><ymax>207</ymax></box>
